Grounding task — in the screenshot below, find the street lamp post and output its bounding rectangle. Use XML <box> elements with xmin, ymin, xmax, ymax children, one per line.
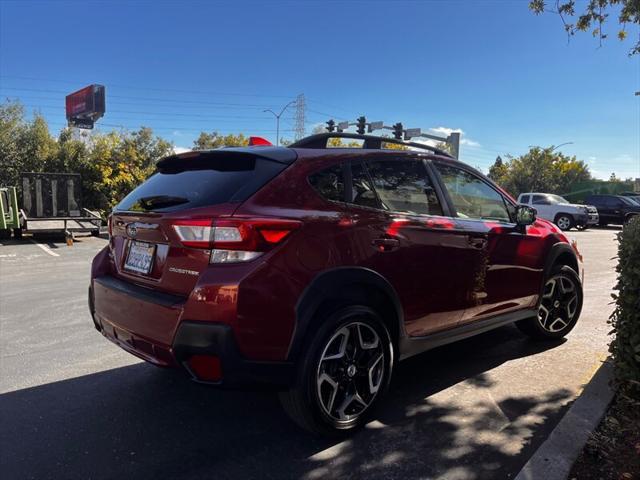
<box><xmin>528</xmin><ymin>142</ymin><xmax>574</xmax><ymax>152</ymax></box>
<box><xmin>264</xmin><ymin>100</ymin><xmax>296</xmax><ymax>146</ymax></box>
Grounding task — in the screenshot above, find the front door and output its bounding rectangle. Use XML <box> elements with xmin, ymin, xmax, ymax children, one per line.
<box><xmin>432</xmin><ymin>162</ymin><xmax>543</xmax><ymax>324</ymax></box>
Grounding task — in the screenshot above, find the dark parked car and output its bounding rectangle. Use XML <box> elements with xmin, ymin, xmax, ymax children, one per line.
<box><xmin>584</xmin><ymin>194</ymin><xmax>640</xmax><ymax>226</ymax></box>
<box><xmin>619</xmin><ymin>192</ymin><xmax>640</xmax><ymax>205</ymax></box>
<box><xmin>89</xmin><ymin>133</ymin><xmax>584</xmax><ymax>434</ymax></box>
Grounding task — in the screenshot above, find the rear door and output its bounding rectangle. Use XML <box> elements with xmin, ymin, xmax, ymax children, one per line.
<box><xmin>592</xmin><ymin>196</ymin><xmax>620</xmax><ymax>224</ymax></box>
<box><xmin>344</xmin><ymin>156</ymin><xmax>471</xmax><ymax>336</ymax></box>
<box><xmin>432</xmin><ymin>161</ymin><xmax>543</xmax><ymax>324</ymax></box>
<box><xmin>109</xmin><ymin>151</ymin><xmax>290</xmax><ymax>296</ymax></box>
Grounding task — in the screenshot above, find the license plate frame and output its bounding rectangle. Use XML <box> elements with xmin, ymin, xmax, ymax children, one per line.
<box><xmin>124</xmin><ymin>240</ymin><xmax>156</xmax><ymax>275</ymax></box>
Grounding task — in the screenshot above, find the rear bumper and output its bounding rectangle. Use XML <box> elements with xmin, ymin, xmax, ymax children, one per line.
<box><xmin>89</xmin><ymin>276</ymin><xmax>294</xmax><ymax>388</ymax></box>
<box><xmin>173</xmin><ymin>321</ymin><xmax>294</xmax><ymax>387</ymax></box>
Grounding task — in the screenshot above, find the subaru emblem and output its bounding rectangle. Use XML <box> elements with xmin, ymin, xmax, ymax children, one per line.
<box><xmin>126</xmin><ymin>224</ymin><xmax>138</xmax><ymax>238</ymax></box>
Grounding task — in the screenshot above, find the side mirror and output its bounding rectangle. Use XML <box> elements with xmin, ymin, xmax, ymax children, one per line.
<box><xmin>516</xmin><ymin>205</ymin><xmax>537</xmax><ymax>226</ymax></box>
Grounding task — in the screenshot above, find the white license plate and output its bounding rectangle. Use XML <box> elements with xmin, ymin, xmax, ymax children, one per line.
<box><xmin>124</xmin><ymin>241</ymin><xmax>156</xmax><ymax>275</ymax></box>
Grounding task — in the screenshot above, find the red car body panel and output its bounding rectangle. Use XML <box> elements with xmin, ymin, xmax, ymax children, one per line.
<box><xmin>89</xmin><ymin>146</ymin><xmax>580</xmax><ymax>383</ymax></box>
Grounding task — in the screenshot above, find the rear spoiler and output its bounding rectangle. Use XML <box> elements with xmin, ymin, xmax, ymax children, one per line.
<box><xmin>157</xmin><ymin>147</ymin><xmax>298</xmax><ymax>171</ymax></box>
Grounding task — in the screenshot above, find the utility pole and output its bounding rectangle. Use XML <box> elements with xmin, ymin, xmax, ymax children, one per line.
<box><xmin>294</xmin><ymin>93</ymin><xmax>306</xmax><ymax>141</ymax></box>
<box><xmin>264</xmin><ymin>100</ymin><xmax>296</xmax><ymax>146</ymax></box>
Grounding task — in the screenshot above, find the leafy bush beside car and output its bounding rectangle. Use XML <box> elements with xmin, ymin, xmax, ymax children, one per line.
<box><xmin>609</xmin><ymin>216</ymin><xmax>640</xmax><ymax>397</ymax></box>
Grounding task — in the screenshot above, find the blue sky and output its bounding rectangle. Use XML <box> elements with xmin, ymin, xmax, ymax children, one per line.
<box><xmin>1</xmin><ymin>0</ymin><xmax>638</xmax><ymax>179</ymax></box>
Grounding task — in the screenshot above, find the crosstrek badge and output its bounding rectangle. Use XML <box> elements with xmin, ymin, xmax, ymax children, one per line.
<box><xmin>168</xmin><ymin>267</ymin><xmax>199</xmax><ymax>276</ymax></box>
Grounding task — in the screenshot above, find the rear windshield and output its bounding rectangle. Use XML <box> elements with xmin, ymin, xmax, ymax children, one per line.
<box><xmin>115</xmin><ymin>155</ymin><xmax>286</xmax><ymax>212</ymax></box>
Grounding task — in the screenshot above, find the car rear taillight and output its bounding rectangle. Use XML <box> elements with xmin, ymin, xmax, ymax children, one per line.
<box><xmin>107</xmin><ymin>214</ymin><xmax>113</xmax><ymax>237</ymax></box>
<box><xmin>172</xmin><ymin>218</ymin><xmax>301</xmax><ymax>263</ymax></box>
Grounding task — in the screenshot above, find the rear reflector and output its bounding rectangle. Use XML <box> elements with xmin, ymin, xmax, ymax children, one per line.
<box><xmin>187</xmin><ymin>354</ymin><xmax>222</xmax><ymax>382</ymax></box>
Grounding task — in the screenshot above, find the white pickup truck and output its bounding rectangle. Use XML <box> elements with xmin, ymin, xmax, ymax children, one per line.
<box><xmin>517</xmin><ymin>193</ymin><xmax>599</xmax><ymax>231</ymax></box>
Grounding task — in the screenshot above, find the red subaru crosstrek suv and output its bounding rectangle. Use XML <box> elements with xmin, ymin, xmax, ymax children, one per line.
<box><xmin>89</xmin><ymin>133</ymin><xmax>584</xmax><ymax>434</ymax></box>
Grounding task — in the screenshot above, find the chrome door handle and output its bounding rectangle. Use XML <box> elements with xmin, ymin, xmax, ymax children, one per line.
<box><xmin>372</xmin><ymin>238</ymin><xmax>400</xmax><ymax>252</ymax></box>
<box><xmin>467</xmin><ymin>236</ymin><xmax>488</xmax><ymax>249</ymax></box>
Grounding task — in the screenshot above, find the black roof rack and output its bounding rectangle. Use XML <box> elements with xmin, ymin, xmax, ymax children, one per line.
<box><xmin>289</xmin><ymin>132</ymin><xmax>454</xmax><ymax>158</ymax></box>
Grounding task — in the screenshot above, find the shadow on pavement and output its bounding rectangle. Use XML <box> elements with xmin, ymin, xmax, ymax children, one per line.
<box><xmin>0</xmin><ymin>325</ymin><xmax>573</xmax><ymax>480</ymax></box>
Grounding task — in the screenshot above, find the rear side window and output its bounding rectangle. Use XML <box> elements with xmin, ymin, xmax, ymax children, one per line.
<box><xmin>116</xmin><ymin>155</ymin><xmax>286</xmax><ymax>212</ymax></box>
<box><xmin>520</xmin><ymin>195</ymin><xmax>530</xmax><ymax>204</ymax></box>
<box><xmin>365</xmin><ymin>159</ymin><xmax>443</xmax><ymax>216</ymax></box>
<box><xmin>308</xmin><ymin>164</ymin><xmax>345</xmax><ymax>202</ymax></box>
<box><xmin>349</xmin><ymin>161</ymin><xmax>381</xmax><ymax>209</ymax></box>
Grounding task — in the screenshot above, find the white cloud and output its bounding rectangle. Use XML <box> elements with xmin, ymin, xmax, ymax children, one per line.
<box><xmin>430</xmin><ymin>126</ymin><xmax>464</xmax><ymax>137</ymax></box>
<box><xmin>173</xmin><ymin>146</ymin><xmax>191</xmax><ymax>154</ymax></box>
<box><xmin>429</xmin><ymin>126</ymin><xmax>480</xmax><ymax>148</ymax></box>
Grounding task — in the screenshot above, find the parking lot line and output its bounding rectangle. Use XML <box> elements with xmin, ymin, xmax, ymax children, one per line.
<box><xmin>29</xmin><ymin>239</ymin><xmax>60</xmax><ymax>257</ymax></box>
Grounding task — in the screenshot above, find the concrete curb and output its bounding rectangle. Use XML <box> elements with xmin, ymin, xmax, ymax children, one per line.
<box><xmin>514</xmin><ymin>360</ymin><xmax>615</xmax><ymax>480</ymax></box>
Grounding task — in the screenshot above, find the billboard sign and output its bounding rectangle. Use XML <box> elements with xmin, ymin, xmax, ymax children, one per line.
<box><xmin>65</xmin><ymin>84</ymin><xmax>105</xmax><ymax>129</ymax></box>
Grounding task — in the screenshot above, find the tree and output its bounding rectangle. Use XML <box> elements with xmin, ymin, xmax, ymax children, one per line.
<box><xmin>487</xmin><ymin>146</ymin><xmax>591</xmax><ymax>197</ymax></box>
<box><xmin>488</xmin><ymin>156</ymin><xmax>508</xmax><ymax>185</ymax></box>
<box><xmin>193</xmin><ymin>131</ymin><xmax>249</xmax><ymax>149</ymax></box>
<box><xmin>529</xmin><ymin>0</ymin><xmax>640</xmax><ymax>55</ymax></box>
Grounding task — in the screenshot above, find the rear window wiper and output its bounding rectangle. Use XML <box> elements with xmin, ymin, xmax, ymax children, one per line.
<box><xmin>138</xmin><ymin>195</ymin><xmax>190</xmax><ymax>209</ymax></box>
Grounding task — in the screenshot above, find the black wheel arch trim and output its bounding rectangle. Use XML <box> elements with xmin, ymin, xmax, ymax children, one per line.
<box><xmin>544</xmin><ymin>242</ymin><xmax>580</xmax><ymax>278</ymax></box>
<box><xmin>289</xmin><ymin>267</ymin><xmax>405</xmax><ymax>362</ymax></box>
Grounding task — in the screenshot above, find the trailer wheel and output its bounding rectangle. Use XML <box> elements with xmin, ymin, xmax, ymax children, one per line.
<box><xmin>13</xmin><ymin>228</ymin><xmax>22</xmax><ymax>239</ymax></box>
<box><xmin>0</xmin><ymin>229</ymin><xmax>11</xmax><ymax>240</ymax></box>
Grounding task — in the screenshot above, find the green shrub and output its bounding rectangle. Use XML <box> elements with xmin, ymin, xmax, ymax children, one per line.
<box><xmin>609</xmin><ymin>216</ymin><xmax>640</xmax><ymax>398</ymax></box>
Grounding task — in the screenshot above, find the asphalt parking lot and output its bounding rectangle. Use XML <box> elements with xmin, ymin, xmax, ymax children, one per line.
<box><xmin>0</xmin><ymin>228</ymin><xmax>619</xmax><ymax>480</ymax></box>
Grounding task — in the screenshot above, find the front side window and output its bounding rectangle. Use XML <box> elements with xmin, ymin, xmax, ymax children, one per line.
<box><xmin>520</xmin><ymin>194</ymin><xmax>531</xmax><ymax>204</ymax></box>
<box><xmin>532</xmin><ymin>194</ymin><xmax>550</xmax><ymax>205</ymax></box>
<box><xmin>435</xmin><ymin>163</ymin><xmax>511</xmax><ymax>222</ymax></box>
<box><xmin>364</xmin><ymin>159</ymin><xmax>443</xmax><ymax>216</ymax></box>
<box><xmin>309</xmin><ymin>164</ymin><xmax>345</xmax><ymax>202</ymax></box>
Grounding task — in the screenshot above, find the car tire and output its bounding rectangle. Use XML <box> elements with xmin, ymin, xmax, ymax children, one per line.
<box><xmin>517</xmin><ymin>265</ymin><xmax>583</xmax><ymax>340</ymax></box>
<box><xmin>554</xmin><ymin>214</ymin><xmax>574</xmax><ymax>231</ymax></box>
<box><xmin>279</xmin><ymin>305</ymin><xmax>394</xmax><ymax>435</ymax></box>
<box><xmin>624</xmin><ymin>214</ymin><xmax>638</xmax><ymax>226</ymax></box>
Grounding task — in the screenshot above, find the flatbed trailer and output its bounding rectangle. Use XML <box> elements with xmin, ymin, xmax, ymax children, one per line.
<box><xmin>17</xmin><ymin>172</ymin><xmax>101</xmax><ymax>241</ymax></box>
<box><xmin>19</xmin><ymin>208</ymin><xmax>101</xmax><ymax>236</ymax></box>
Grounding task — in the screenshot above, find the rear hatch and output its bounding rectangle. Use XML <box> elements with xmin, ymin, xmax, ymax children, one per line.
<box><xmin>108</xmin><ymin>148</ymin><xmax>296</xmax><ymax>296</ymax></box>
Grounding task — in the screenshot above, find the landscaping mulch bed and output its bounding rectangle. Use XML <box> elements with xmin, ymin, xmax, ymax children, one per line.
<box><xmin>569</xmin><ymin>392</ymin><xmax>640</xmax><ymax>480</ymax></box>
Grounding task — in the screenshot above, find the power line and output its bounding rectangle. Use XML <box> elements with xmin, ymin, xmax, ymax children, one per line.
<box><xmin>45</xmin><ymin>120</ymin><xmax>294</xmax><ymax>134</ymax></box>
<box><xmin>15</xmin><ymin>103</ymin><xmax>277</xmax><ymax>121</ymax></box>
<box><xmin>0</xmin><ymin>86</ymin><xmax>283</xmax><ymax>108</ymax></box>
<box><xmin>0</xmin><ymin>93</ymin><xmax>286</xmax><ymax>111</ymax></box>
<box><xmin>0</xmin><ymin>75</ymin><xmax>295</xmax><ymax>99</ymax></box>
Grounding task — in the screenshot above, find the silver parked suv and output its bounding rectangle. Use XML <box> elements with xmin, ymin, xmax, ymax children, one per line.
<box><xmin>517</xmin><ymin>193</ymin><xmax>599</xmax><ymax>231</ymax></box>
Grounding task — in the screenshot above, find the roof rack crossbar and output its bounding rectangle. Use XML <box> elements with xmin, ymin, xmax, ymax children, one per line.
<box><xmin>289</xmin><ymin>133</ymin><xmax>454</xmax><ymax>158</ymax></box>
